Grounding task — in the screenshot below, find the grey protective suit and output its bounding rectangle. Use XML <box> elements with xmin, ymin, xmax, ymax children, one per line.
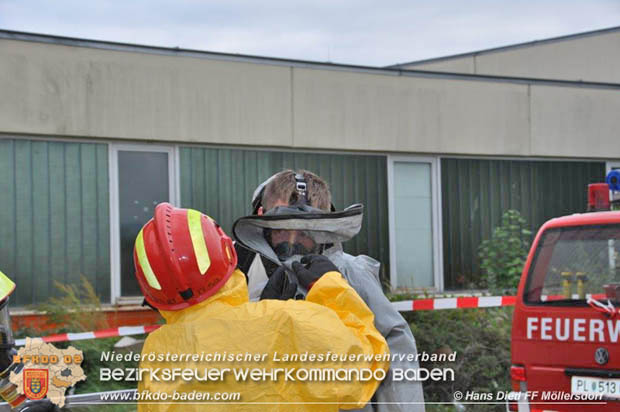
<box><xmin>324</xmin><ymin>245</ymin><xmax>425</xmax><ymax>412</ymax></box>
<box><xmin>234</xmin><ymin>205</ymin><xmax>425</xmax><ymax>412</ymax></box>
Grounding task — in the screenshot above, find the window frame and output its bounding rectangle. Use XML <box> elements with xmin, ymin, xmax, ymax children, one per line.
<box><xmin>387</xmin><ymin>155</ymin><xmax>444</xmax><ymax>292</ymax></box>
<box><xmin>109</xmin><ymin>143</ymin><xmax>180</xmax><ymax>304</ymax></box>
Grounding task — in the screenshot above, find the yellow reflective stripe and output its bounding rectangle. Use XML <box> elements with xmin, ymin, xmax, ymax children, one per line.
<box><xmin>0</xmin><ymin>271</ymin><xmax>15</xmax><ymax>302</ymax></box>
<box><xmin>225</xmin><ymin>244</ymin><xmax>232</xmax><ymax>262</ymax></box>
<box><xmin>135</xmin><ymin>229</ymin><xmax>161</xmax><ymax>290</ymax></box>
<box><xmin>187</xmin><ymin>209</ymin><xmax>211</xmax><ymax>275</ymax></box>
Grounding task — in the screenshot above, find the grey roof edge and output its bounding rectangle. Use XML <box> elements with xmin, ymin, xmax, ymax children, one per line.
<box><xmin>2</xmin><ymin>28</ymin><xmax>620</xmax><ymax>90</ymax></box>
<box><xmin>0</xmin><ymin>28</ymin><xmax>399</xmax><ymax>74</ymax></box>
<box><xmin>388</xmin><ymin>25</ymin><xmax>620</xmax><ymax>68</ymax></box>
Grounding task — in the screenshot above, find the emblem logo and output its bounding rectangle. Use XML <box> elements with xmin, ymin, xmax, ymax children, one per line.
<box><xmin>23</xmin><ymin>369</ymin><xmax>48</xmax><ymax>400</ymax></box>
<box><xmin>595</xmin><ymin>347</ymin><xmax>609</xmax><ymax>365</ymax></box>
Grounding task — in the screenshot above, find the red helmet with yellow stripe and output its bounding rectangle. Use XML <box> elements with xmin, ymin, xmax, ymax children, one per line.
<box><xmin>133</xmin><ymin>203</ymin><xmax>237</xmax><ymax>311</ymax></box>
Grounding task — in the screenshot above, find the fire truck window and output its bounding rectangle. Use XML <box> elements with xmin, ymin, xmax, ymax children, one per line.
<box><xmin>525</xmin><ymin>225</ymin><xmax>620</xmax><ymax>304</ymax></box>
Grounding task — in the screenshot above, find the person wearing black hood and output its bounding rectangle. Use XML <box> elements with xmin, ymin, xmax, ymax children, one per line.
<box><xmin>233</xmin><ymin>169</ymin><xmax>425</xmax><ymax>412</ymax></box>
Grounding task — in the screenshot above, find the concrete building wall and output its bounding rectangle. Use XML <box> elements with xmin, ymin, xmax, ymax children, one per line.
<box><xmin>397</xmin><ymin>29</ymin><xmax>620</xmax><ymax>84</ymax></box>
<box><xmin>2</xmin><ymin>37</ymin><xmax>620</xmax><ymax>160</ymax></box>
<box><xmin>293</xmin><ymin>68</ymin><xmax>530</xmax><ymax>155</ymax></box>
<box><xmin>530</xmin><ymin>85</ymin><xmax>620</xmax><ymax>158</ymax></box>
<box><xmin>0</xmin><ymin>39</ymin><xmax>293</xmax><ymax>147</ymax></box>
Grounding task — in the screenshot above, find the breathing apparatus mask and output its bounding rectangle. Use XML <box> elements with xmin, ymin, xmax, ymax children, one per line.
<box><xmin>263</xmin><ymin>208</ymin><xmax>324</xmax><ymax>261</ymax></box>
<box><xmin>267</xmin><ymin>230</ymin><xmax>319</xmax><ymax>261</ymax></box>
<box><xmin>260</xmin><ymin>174</ymin><xmax>323</xmax><ymax>261</ymax></box>
<box><xmin>234</xmin><ymin>173</ymin><xmax>364</xmax><ymax>267</ymax></box>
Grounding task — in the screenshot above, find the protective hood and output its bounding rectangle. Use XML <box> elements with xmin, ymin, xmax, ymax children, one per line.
<box><xmin>232</xmin><ymin>203</ymin><xmax>364</xmax><ymax>265</ymax></box>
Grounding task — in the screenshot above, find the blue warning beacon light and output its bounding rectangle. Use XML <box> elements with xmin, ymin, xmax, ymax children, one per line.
<box><xmin>607</xmin><ymin>170</ymin><xmax>620</xmax><ymax>192</ymax></box>
<box><xmin>608</xmin><ymin>170</ymin><xmax>620</xmax><ymax>211</ymax></box>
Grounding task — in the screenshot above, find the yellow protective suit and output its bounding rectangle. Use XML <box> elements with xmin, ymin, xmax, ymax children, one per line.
<box><xmin>137</xmin><ymin>269</ymin><xmax>389</xmax><ymax>412</ymax></box>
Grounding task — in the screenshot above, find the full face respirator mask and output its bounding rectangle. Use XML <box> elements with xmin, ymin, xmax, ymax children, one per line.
<box><xmin>233</xmin><ymin>201</ymin><xmax>364</xmax><ymax>268</ymax></box>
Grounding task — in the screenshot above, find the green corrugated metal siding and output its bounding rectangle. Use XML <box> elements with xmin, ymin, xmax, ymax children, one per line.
<box><xmin>441</xmin><ymin>158</ymin><xmax>606</xmax><ymax>289</ymax></box>
<box><xmin>0</xmin><ymin>139</ymin><xmax>110</xmax><ymax>306</ymax></box>
<box><xmin>179</xmin><ymin>147</ymin><xmax>390</xmax><ymax>280</ymax></box>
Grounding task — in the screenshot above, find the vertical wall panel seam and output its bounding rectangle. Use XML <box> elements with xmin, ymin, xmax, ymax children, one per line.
<box><xmin>47</xmin><ymin>143</ymin><xmax>52</xmax><ymax>302</ymax></box>
<box><xmin>94</xmin><ymin>144</ymin><xmax>100</xmax><ymax>294</ymax></box>
<box><xmin>202</xmin><ymin>149</ymin><xmax>207</xmax><ymax>210</ymax></box>
<box><xmin>571</xmin><ymin>163</ymin><xmax>577</xmax><ymax>212</ymax></box>
<box><xmin>79</xmin><ymin>144</ymin><xmax>84</xmax><ymax>280</ymax></box>
<box><xmin>527</xmin><ymin>161</ymin><xmax>532</xmax><ymax>229</ymax></box>
<box><xmin>527</xmin><ymin>85</ymin><xmax>532</xmax><ymax>156</ymax></box>
<box><xmin>468</xmin><ymin>160</ymin><xmax>474</xmax><ymax>278</ymax></box>
<box><xmin>242</xmin><ymin>151</ymin><xmax>246</xmax><ymax>213</ymax></box>
<box><xmin>551</xmin><ymin>160</ymin><xmax>564</xmax><ymax>209</ymax></box>
<box><xmin>455</xmin><ymin>160</ymin><xmax>462</xmax><ymax>287</ymax></box>
<box><xmin>542</xmin><ymin>162</ymin><xmax>549</xmax><ymax>220</ymax></box>
<box><xmin>376</xmin><ymin>158</ymin><xmax>382</xmax><ymax>276</ymax></box>
<box><xmin>364</xmin><ymin>157</ymin><xmax>370</xmax><ymax>255</ymax></box>
<box><xmin>63</xmin><ymin>145</ymin><xmax>68</xmax><ymax>285</ymax></box>
<box><xmin>12</xmin><ymin>142</ymin><xmax>17</xmax><ymax>292</ymax></box>
<box><xmin>477</xmin><ymin>160</ymin><xmax>484</xmax><ymax>276</ymax></box>
<box><xmin>29</xmin><ymin>142</ymin><xmax>34</xmax><ymax>304</ymax></box>
<box><xmin>499</xmin><ymin>161</ymin><xmax>505</xmax><ymax>212</ymax></box>
<box><xmin>508</xmin><ymin>160</ymin><xmax>514</xmax><ymax>209</ymax></box>
<box><xmin>377</xmin><ymin>157</ymin><xmax>382</xmax><ymax>270</ymax></box>
<box><xmin>459</xmin><ymin>160</ymin><xmax>466</xmax><ymax>283</ymax></box>
<box><xmin>487</xmin><ymin>160</ymin><xmax>493</xmax><ymax>242</ymax></box>
<box><xmin>462</xmin><ymin>159</ymin><xmax>469</xmax><ymax>281</ymax></box>
<box><xmin>329</xmin><ymin>156</ymin><xmax>334</xmax><ymax>207</ymax></box>
<box><xmin>341</xmin><ymin>157</ymin><xmax>346</xmax><ymax>211</ymax></box>
<box><xmin>453</xmin><ymin>160</ymin><xmax>459</xmax><ymax>287</ymax></box>
<box><xmin>188</xmin><ymin>149</ymin><xmax>193</xmax><ymax>205</ymax></box>
<box><xmin>290</xmin><ymin>67</ymin><xmax>295</xmax><ymax>147</ymax></box>
<box><xmin>216</xmin><ymin>149</ymin><xmax>221</xmax><ymax>219</ymax></box>
<box><xmin>470</xmin><ymin>158</ymin><xmax>475</xmax><ymax>268</ymax></box>
<box><xmin>254</xmin><ymin>151</ymin><xmax>259</xmax><ymax>200</ymax></box>
<box><xmin>442</xmin><ymin>160</ymin><xmax>450</xmax><ymax>288</ymax></box>
<box><xmin>353</xmin><ymin>156</ymin><xmax>360</xmax><ymax>251</ymax></box>
<box><xmin>443</xmin><ymin>161</ymin><xmax>452</xmax><ymax>288</ymax></box>
<box><xmin>567</xmin><ymin>162</ymin><xmax>573</xmax><ymax>213</ymax></box>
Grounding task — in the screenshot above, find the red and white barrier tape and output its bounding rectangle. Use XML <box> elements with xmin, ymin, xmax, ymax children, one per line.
<box><xmin>391</xmin><ymin>295</ymin><xmax>516</xmax><ymax>312</ymax></box>
<box><xmin>15</xmin><ymin>325</ymin><xmax>161</xmax><ymax>347</ymax></box>
<box><xmin>14</xmin><ymin>295</ymin><xmax>520</xmax><ymax>345</ymax></box>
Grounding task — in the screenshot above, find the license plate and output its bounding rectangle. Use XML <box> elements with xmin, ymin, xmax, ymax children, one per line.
<box><xmin>571</xmin><ymin>376</ymin><xmax>620</xmax><ymax>399</ymax></box>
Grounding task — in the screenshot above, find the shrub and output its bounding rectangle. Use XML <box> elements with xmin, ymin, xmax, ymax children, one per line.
<box><xmin>404</xmin><ymin>306</ymin><xmax>513</xmax><ymax>412</ymax></box>
<box><xmin>18</xmin><ymin>277</ymin><xmax>139</xmax><ymax>411</ymax></box>
<box><xmin>478</xmin><ymin>210</ymin><xmax>531</xmax><ymax>294</ymax></box>
<box><xmin>31</xmin><ymin>275</ymin><xmax>109</xmax><ymax>332</ymax></box>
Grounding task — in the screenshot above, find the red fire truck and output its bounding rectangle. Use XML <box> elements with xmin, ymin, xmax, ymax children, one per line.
<box><xmin>509</xmin><ymin>170</ymin><xmax>620</xmax><ymax>412</ymax></box>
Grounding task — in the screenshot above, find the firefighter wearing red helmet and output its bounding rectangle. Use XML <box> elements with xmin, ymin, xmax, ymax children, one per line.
<box><xmin>133</xmin><ymin>203</ymin><xmax>237</xmax><ymax>310</ymax></box>
<box><xmin>134</xmin><ymin>203</ymin><xmax>389</xmax><ymax>412</ymax></box>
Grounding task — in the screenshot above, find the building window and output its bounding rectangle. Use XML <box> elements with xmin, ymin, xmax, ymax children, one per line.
<box><xmin>388</xmin><ymin>156</ymin><xmax>443</xmax><ymax>291</ymax></box>
<box><xmin>109</xmin><ymin>144</ymin><xmax>179</xmax><ymax>302</ymax></box>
